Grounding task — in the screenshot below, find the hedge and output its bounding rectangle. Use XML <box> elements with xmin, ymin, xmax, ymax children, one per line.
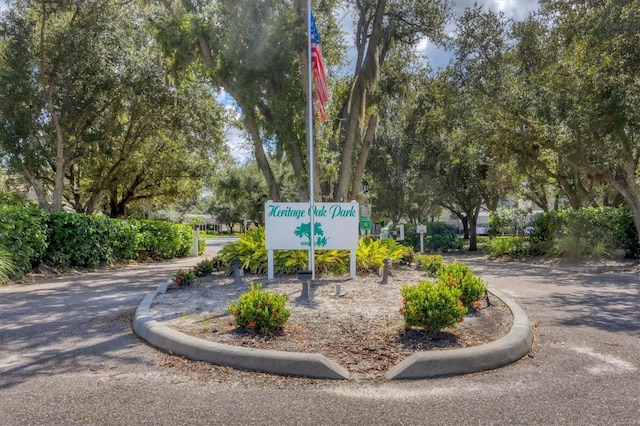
<box><xmin>0</xmin><ymin>204</ymin><xmax>195</xmax><ymax>279</ymax></box>
<box><xmin>530</xmin><ymin>207</ymin><xmax>638</xmax><ymax>258</ymax></box>
<box><xmin>0</xmin><ymin>205</ymin><xmax>48</xmax><ymax>279</ymax></box>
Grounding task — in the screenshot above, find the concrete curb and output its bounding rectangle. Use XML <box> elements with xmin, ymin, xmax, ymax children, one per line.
<box><xmin>133</xmin><ymin>285</ymin><xmax>350</xmax><ymax>380</ymax></box>
<box><xmin>134</xmin><ymin>285</ymin><xmax>532</xmax><ymax>381</ymax></box>
<box><xmin>386</xmin><ymin>287</ymin><xmax>533</xmax><ymax>379</ymax></box>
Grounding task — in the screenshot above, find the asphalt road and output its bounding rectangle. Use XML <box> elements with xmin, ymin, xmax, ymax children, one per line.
<box><xmin>205</xmin><ymin>236</ymin><xmax>238</xmax><ymax>254</ymax></box>
<box><xmin>1</xmin><ymin>251</ymin><xmax>638</xmax><ymax>425</ymax></box>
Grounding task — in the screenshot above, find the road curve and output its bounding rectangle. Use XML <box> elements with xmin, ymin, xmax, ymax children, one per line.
<box><xmin>1</xmin><ymin>254</ymin><xmax>638</xmax><ymax>425</ymax></box>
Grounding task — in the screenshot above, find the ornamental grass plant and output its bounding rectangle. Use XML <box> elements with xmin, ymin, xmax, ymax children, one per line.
<box><xmin>0</xmin><ymin>247</ymin><xmax>14</xmax><ymax>285</ymax></box>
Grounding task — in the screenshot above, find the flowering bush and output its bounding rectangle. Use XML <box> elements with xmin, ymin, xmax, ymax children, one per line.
<box><xmin>172</xmin><ymin>268</ymin><xmax>196</xmax><ymax>286</ymax></box>
<box><xmin>436</xmin><ymin>262</ymin><xmax>487</xmax><ymax>306</ymax></box>
<box><xmin>414</xmin><ymin>254</ymin><xmax>444</xmax><ymax>276</ymax></box>
<box><xmin>400</xmin><ymin>280</ymin><xmax>467</xmax><ymax>334</ymax></box>
<box><xmin>228</xmin><ymin>283</ymin><xmax>291</xmax><ymax>333</ymax></box>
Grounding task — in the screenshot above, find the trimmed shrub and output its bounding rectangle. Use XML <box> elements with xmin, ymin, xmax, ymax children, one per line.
<box><xmin>424</xmin><ymin>222</ymin><xmax>462</xmax><ymax>252</ymax></box>
<box><xmin>0</xmin><ymin>204</ymin><xmax>48</xmax><ymax>279</ymax></box>
<box><xmin>110</xmin><ymin>219</ymin><xmax>142</xmax><ymax>261</ymax></box>
<box><xmin>228</xmin><ymin>282</ymin><xmax>291</xmax><ymax>333</ymax></box>
<box><xmin>0</xmin><ymin>205</ymin><xmax>199</xmax><ymax>276</ymax></box>
<box><xmin>45</xmin><ymin>214</ymin><xmax>193</xmax><ymax>267</ymax></box>
<box><xmin>172</xmin><ymin>268</ymin><xmax>196</xmax><ymax>286</ymax></box>
<box><xmin>193</xmin><ymin>257</ymin><xmax>224</xmax><ymax>276</ymax></box>
<box><xmin>436</xmin><ymin>262</ymin><xmax>487</xmax><ymax>306</ymax></box>
<box><xmin>414</xmin><ymin>253</ymin><xmax>444</xmax><ymax>276</ymax></box>
<box><xmin>400</xmin><ymin>280</ymin><xmax>467</xmax><ymax>334</ymax></box>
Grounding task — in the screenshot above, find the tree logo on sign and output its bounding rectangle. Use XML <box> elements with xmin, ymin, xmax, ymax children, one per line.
<box><xmin>294</xmin><ymin>222</ymin><xmax>328</xmax><ymax>247</ymax></box>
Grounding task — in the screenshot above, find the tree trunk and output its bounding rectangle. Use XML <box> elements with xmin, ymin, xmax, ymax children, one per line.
<box><xmin>526</xmin><ymin>188</ymin><xmax>550</xmax><ymax>212</ymax></box>
<box><xmin>68</xmin><ymin>164</ymin><xmax>82</xmax><ymax>212</ymax></box>
<box><xmin>244</xmin><ymin>112</ymin><xmax>281</xmax><ymax>201</ymax></box>
<box><xmin>38</xmin><ymin>1</ymin><xmax>64</xmax><ymax>212</ymax></box>
<box><xmin>604</xmin><ymin>159</ymin><xmax>640</xmax><ymax>253</ymax></box>
<box><xmin>334</xmin><ymin>0</ymin><xmax>386</xmax><ymax>202</ymax></box>
<box><xmin>616</xmin><ymin>194</ymin><xmax>640</xmax><ymax>256</ymax></box>
<box><xmin>295</xmin><ymin>2</ymin><xmax>312</xmax><ymax>202</ymax></box>
<box><xmin>48</xmin><ymin>94</ymin><xmax>65</xmax><ymax>211</ymax></box>
<box><xmin>84</xmin><ymin>157</ymin><xmax>127</xmax><ymax>214</ymax></box>
<box><xmin>19</xmin><ymin>164</ymin><xmax>49</xmax><ymax>210</ymax></box>
<box><xmin>467</xmin><ymin>205</ymin><xmax>481</xmax><ymax>252</ymax></box>
<box><xmin>350</xmin><ymin>114</ymin><xmax>377</xmax><ymax>200</ymax></box>
<box><xmin>84</xmin><ymin>119</ymin><xmax>134</xmax><ymax>214</ymax></box>
<box><xmin>446</xmin><ymin>209</ymin><xmax>468</xmax><ymax>239</ymax></box>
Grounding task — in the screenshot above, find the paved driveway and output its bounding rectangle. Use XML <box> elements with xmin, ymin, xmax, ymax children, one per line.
<box><xmin>1</xmin><ymin>255</ymin><xmax>638</xmax><ymax>425</ymax></box>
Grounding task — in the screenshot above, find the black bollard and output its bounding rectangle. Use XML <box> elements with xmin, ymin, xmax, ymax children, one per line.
<box><xmin>230</xmin><ymin>258</ymin><xmax>242</xmax><ymax>285</ymax></box>
<box><xmin>381</xmin><ymin>258</ymin><xmax>391</xmax><ymax>284</ymax></box>
<box><xmin>297</xmin><ymin>269</ymin><xmax>313</xmax><ymax>299</ymax></box>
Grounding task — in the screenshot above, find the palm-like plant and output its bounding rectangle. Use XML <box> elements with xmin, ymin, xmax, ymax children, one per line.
<box><xmin>0</xmin><ymin>247</ymin><xmax>15</xmax><ymax>284</ymax></box>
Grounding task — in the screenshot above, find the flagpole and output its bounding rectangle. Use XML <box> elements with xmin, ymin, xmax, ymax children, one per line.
<box><xmin>307</xmin><ymin>0</ymin><xmax>315</xmax><ymax>279</ymax></box>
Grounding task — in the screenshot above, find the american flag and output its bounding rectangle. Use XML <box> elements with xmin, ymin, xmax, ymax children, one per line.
<box><xmin>310</xmin><ymin>13</ymin><xmax>329</xmax><ymax>123</ymax></box>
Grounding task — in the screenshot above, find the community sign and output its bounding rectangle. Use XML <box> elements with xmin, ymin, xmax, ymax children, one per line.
<box><xmin>265</xmin><ymin>202</ymin><xmax>359</xmax><ymax>250</ymax></box>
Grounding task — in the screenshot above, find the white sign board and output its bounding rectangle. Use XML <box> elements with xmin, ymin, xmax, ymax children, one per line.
<box><xmin>417</xmin><ymin>224</ymin><xmax>427</xmax><ymax>234</ymax></box>
<box><xmin>265</xmin><ymin>202</ymin><xmax>359</xmax><ymax>250</ymax></box>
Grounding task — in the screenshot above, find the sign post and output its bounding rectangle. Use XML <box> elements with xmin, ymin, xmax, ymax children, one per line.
<box><xmin>417</xmin><ymin>224</ymin><xmax>427</xmax><ymax>253</ymax></box>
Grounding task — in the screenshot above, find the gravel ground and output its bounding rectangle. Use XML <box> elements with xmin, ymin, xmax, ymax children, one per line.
<box><xmin>150</xmin><ymin>267</ymin><xmax>512</xmax><ymax>380</ymax></box>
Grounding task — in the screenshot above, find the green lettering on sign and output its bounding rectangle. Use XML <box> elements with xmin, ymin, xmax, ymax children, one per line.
<box><xmin>330</xmin><ymin>204</ymin><xmax>356</xmax><ymax>219</ymax></box>
<box><xmin>266</xmin><ymin>204</ymin><xmax>306</xmax><ymax>219</ymax></box>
